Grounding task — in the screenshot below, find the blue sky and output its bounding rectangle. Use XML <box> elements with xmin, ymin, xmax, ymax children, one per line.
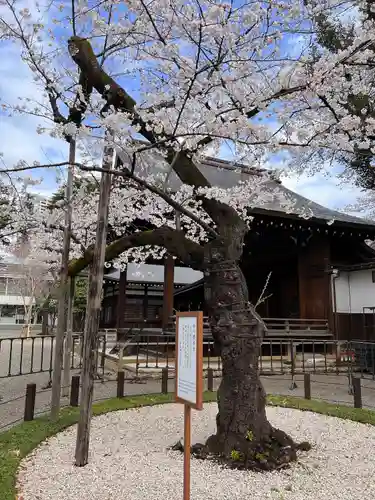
<box><xmin>0</xmin><ymin>1</ymin><xmax>365</xmax><ymax>213</ymax></box>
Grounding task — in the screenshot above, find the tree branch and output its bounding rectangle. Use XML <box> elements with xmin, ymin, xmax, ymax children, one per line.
<box><xmin>81</xmin><ymin>161</ymin><xmax>219</xmax><ymax>238</ymax></box>
<box><xmin>1</xmin><ymin>159</ymin><xmax>219</xmax><ymax>238</ymax></box>
<box><xmin>67</xmin><ymin>35</ymin><xmax>369</xmax><ymax>229</ymax></box>
<box><xmin>68</xmin><ymin>226</ymin><xmax>205</xmax><ymax>276</ymax></box>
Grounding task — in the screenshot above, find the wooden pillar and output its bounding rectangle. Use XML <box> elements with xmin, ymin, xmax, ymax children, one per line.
<box><xmin>326</xmin><ymin>261</ymin><xmax>335</xmax><ymax>336</ymax></box>
<box><xmin>143</xmin><ymin>284</ymin><xmax>149</xmax><ymax>321</ymax></box>
<box><xmin>163</xmin><ymin>256</ymin><xmax>174</xmax><ymax>329</ymax></box>
<box><xmin>297</xmin><ymin>236</ymin><xmax>330</xmax><ymax>320</ymax></box>
<box><xmin>116</xmin><ymin>270</ymin><xmax>127</xmax><ymax>329</ymax></box>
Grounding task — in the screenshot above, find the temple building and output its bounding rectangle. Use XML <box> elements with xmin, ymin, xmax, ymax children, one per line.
<box><xmin>99</xmin><ymin>157</ymin><xmax>375</xmax><ymax>341</ymax></box>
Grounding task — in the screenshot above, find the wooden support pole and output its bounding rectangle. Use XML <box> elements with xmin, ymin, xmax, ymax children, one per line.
<box><xmin>75</xmin><ymin>147</ymin><xmax>114</xmax><ymax>467</ymax></box>
<box><xmin>24</xmin><ymin>383</ymin><xmax>36</xmax><ymax>421</ymax></box>
<box><xmin>117</xmin><ymin>370</ymin><xmax>125</xmax><ymax>398</ymax></box>
<box><xmin>304</xmin><ymin>373</ymin><xmax>311</xmax><ymax>400</ymax></box>
<box><xmin>184</xmin><ymin>404</ymin><xmax>191</xmax><ymax>500</ymax></box>
<box><xmin>70</xmin><ymin>375</ymin><xmax>80</xmax><ymax>407</ymax></box>
<box><xmin>161</xmin><ymin>367</ymin><xmax>168</xmax><ymax>394</ymax></box>
<box><xmin>51</xmin><ymin>139</ymin><xmax>75</xmax><ymax>420</ymax></box>
<box><xmin>207</xmin><ymin>368</ymin><xmax>214</xmax><ymax>392</ymax></box>
<box><xmin>353</xmin><ymin>376</ymin><xmax>362</xmax><ymax>408</ymax></box>
<box><xmin>162</xmin><ymin>255</ymin><xmax>174</xmax><ymax>330</ymax></box>
<box><xmin>63</xmin><ymin>277</ymin><xmax>76</xmax><ymax>397</ymax></box>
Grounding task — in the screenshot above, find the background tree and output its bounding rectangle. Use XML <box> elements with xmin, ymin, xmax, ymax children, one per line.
<box><xmin>73</xmin><ymin>278</ymin><xmax>88</xmax><ymax>331</ymax></box>
<box><xmin>10</xmin><ymin>240</ymin><xmax>54</xmax><ymax>337</ymax></box>
<box><xmin>296</xmin><ymin>0</ymin><xmax>375</xmax><ymax>190</ymax></box>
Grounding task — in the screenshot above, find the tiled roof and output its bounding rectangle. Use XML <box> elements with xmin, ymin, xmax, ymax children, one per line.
<box><xmin>116</xmin><ymin>149</ymin><xmax>375</xmax><ymax>230</ymax></box>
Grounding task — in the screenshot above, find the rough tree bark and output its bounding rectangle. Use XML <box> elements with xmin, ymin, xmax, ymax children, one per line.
<box><xmin>193</xmin><ymin>220</ymin><xmax>307</xmax><ymax>470</ymax></box>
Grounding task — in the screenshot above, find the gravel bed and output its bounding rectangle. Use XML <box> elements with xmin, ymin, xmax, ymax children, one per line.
<box><xmin>17</xmin><ymin>403</ymin><xmax>375</xmax><ymax>500</ymax></box>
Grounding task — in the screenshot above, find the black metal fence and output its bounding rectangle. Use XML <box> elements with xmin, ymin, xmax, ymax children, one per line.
<box><xmin>0</xmin><ymin>334</ymin><xmax>107</xmax><ymax>379</ymax></box>
<box><xmin>2</xmin><ymin>333</ymin><xmax>375</xmax><ymax>381</ymax></box>
<box><xmin>1</xmin><ymin>368</ymin><xmax>375</xmax><ymax>432</ymax></box>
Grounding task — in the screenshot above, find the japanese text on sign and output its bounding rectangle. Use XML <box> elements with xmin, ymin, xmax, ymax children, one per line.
<box><xmin>176</xmin><ymin>316</ymin><xmax>198</xmax><ymax>405</ymax></box>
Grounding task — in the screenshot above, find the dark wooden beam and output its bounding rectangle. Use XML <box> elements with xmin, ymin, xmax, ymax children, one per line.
<box><xmin>143</xmin><ymin>284</ymin><xmax>149</xmax><ymax>320</ymax></box>
<box><xmin>116</xmin><ymin>270</ymin><xmax>127</xmax><ymax>329</ymax></box>
<box><xmin>163</xmin><ymin>256</ymin><xmax>174</xmax><ymax>329</ymax></box>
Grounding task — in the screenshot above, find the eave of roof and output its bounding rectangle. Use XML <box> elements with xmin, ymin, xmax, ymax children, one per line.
<box><xmin>336</xmin><ymin>261</ymin><xmax>375</xmax><ymax>272</ymax></box>
<box><xmin>116</xmin><ymin>148</ymin><xmax>375</xmax><ymax>232</ymax></box>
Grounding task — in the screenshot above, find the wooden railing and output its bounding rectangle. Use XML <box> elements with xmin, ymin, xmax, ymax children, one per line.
<box><xmin>263</xmin><ymin>318</ymin><xmax>331</xmax><ymax>338</ymax></box>
<box><xmin>166</xmin><ymin>316</ymin><xmax>332</xmax><ymax>338</ymax></box>
<box><xmin>100</xmin><ymin>316</ymin><xmax>332</xmax><ymax>339</ymax></box>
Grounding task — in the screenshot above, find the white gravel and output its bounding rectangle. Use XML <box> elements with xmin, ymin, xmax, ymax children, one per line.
<box><xmin>17</xmin><ymin>403</ymin><xmax>375</xmax><ymax>500</ymax></box>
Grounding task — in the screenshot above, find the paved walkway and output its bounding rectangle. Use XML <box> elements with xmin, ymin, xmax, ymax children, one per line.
<box><xmin>2</xmin><ymin>370</ymin><xmax>375</xmax><ymax>431</ymax></box>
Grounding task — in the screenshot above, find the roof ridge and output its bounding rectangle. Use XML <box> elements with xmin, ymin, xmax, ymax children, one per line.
<box><xmin>198</xmin><ymin>156</ymin><xmax>282</xmax><ymax>183</ymax></box>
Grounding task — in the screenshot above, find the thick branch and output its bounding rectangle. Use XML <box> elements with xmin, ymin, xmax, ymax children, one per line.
<box><xmin>67</xmin><ymin>37</ymin><xmax>244</xmax><ymax>227</ymax></box>
<box><xmin>68</xmin><ymin>36</ymin><xmax>155</xmax><ymax>143</ymax></box>
<box><xmin>67</xmin><ymin>226</ymin><xmax>205</xmax><ymax>276</ymax></box>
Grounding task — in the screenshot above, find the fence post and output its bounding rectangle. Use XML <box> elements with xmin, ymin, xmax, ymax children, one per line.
<box><xmin>24</xmin><ymin>383</ymin><xmax>36</xmax><ymax>421</ymax></box>
<box><xmin>353</xmin><ymin>376</ymin><xmax>362</xmax><ymax>408</ymax></box>
<box><xmin>117</xmin><ymin>370</ymin><xmax>125</xmax><ymax>398</ymax></box>
<box><xmin>304</xmin><ymin>373</ymin><xmax>311</xmax><ymax>400</ymax></box>
<box><xmin>207</xmin><ymin>368</ymin><xmax>214</xmax><ymax>392</ymax></box>
<box><xmin>70</xmin><ymin>375</ymin><xmax>80</xmax><ymax>407</ymax></box>
<box><xmin>289</xmin><ymin>340</ymin><xmax>297</xmax><ymax>390</ymax></box>
<box><xmin>161</xmin><ymin>367</ymin><xmax>168</xmax><ymax>394</ymax></box>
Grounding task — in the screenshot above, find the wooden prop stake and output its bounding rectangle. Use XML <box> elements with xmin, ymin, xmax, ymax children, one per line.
<box><xmin>175</xmin><ymin>311</ymin><xmax>203</xmax><ymax>500</ymax></box>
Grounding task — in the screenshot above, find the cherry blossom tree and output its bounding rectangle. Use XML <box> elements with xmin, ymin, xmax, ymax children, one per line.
<box><xmin>3</xmin><ymin>0</ymin><xmax>375</xmax><ymax>470</ymax></box>
<box><xmin>9</xmin><ymin>239</ymin><xmax>53</xmax><ymax>336</ymax></box>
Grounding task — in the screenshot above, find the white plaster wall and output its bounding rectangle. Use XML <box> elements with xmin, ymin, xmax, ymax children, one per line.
<box><xmin>0</xmin><ymin>295</ymin><xmax>33</xmax><ymax>306</ymax></box>
<box><xmin>335</xmin><ymin>269</ymin><xmax>375</xmax><ymax>314</ymax></box>
<box><xmin>334</xmin><ymin>272</ymin><xmax>350</xmax><ymax>313</ymax></box>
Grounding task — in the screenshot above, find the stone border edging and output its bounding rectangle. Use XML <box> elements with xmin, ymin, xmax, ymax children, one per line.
<box><xmin>4</xmin><ymin>392</ymin><xmax>375</xmax><ymax>500</ymax></box>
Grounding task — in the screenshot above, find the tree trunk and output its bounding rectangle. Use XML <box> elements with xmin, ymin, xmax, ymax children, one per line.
<box><xmin>197</xmin><ymin>229</ymin><xmax>304</xmax><ymax>471</ymax></box>
<box><xmin>24</xmin><ymin>301</ymin><xmax>33</xmax><ymax>338</ymax></box>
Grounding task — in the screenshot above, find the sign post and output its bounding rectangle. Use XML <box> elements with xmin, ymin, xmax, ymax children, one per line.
<box><xmin>175</xmin><ymin>311</ymin><xmax>203</xmax><ymax>500</ymax></box>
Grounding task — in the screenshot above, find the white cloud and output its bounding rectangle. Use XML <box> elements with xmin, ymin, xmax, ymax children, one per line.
<box><xmin>282</xmin><ymin>172</ymin><xmax>363</xmax><ymax>211</ymax></box>
<box><xmin>0</xmin><ymin>37</ymin><xmax>68</xmax><ymax>194</ymax></box>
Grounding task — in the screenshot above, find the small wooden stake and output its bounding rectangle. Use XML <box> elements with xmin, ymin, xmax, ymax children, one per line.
<box><xmin>161</xmin><ymin>367</ymin><xmax>168</xmax><ymax>394</ymax></box>
<box><xmin>24</xmin><ymin>383</ymin><xmax>36</xmax><ymax>421</ymax></box>
<box><xmin>353</xmin><ymin>376</ymin><xmax>362</xmax><ymax>408</ymax></box>
<box><xmin>70</xmin><ymin>375</ymin><xmax>80</xmax><ymax>407</ymax></box>
<box><xmin>207</xmin><ymin>368</ymin><xmax>214</xmax><ymax>392</ymax></box>
<box><xmin>304</xmin><ymin>373</ymin><xmax>311</xmax><ymax>400</ymax></box>
<box><xmin>184</xmin><ymin>404</ymin><xmax>191</xmax><ymax>500</ymax></box>
<box><xmin>117</xmin><ymin>370</ymin><xmax>125</xmax><ymax>398</ymax></box>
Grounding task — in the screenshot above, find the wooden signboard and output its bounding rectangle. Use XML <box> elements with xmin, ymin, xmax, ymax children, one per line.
<box><xmin>175</xmin><ymin>311</ymin><xmax>203</xmax><ymax>500</ymax></box>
